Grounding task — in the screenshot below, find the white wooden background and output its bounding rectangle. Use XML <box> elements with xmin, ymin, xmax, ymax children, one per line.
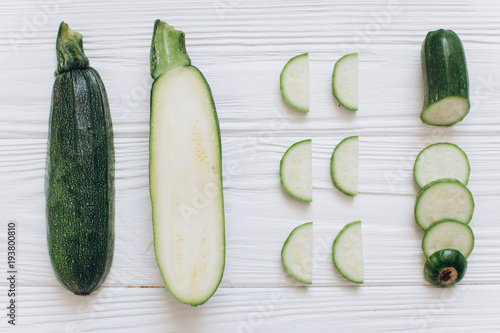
<box><xmin>2</xmin><ymin>0</ymin><xmax>500</xmax><ymax>332</ymax></box>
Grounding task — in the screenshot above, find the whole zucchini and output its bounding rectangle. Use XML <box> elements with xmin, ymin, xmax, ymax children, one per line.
<box><xmin>46</xmin><ymin>22</ymin><xmax>114</xmax><ymax>295</ymax></box>
<box><xmin>421</xmin><ymin>29</ymin><xmax>470</xmax><ymax>126</ymax></box>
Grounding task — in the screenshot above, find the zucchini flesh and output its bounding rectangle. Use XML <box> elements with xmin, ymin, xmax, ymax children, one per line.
<box><xmin>46</xmin><ymin>22</ymin><xmax>114</xmax><ymax>296</ymax></box>
<box><xmin>414</xmin><ymin>179</ymin><xmax>474</xmax><ymax>230</ymax></box>
<box><xmin>413</xmin><ymin>142</ymin><xmax>470</xmax><ymax>188</ymax></box>
<box><xmin>149</xmin><ymin>20</ymin><xmax>225</xmax><ymax>306</ymax></box>
<box><xmin>332</xmin><ymin>53</ymin><xmax>358</xmax><ymax>111</ymax></box>
<box><xmin>281</xmin><ymin>222</ymin><xmax>313</xmax><ymax>284</ymax></box>
<box><xmin>280</xmin><ymin>139</ymin><xmax>312</xmax><ymax>202</ymax></box>
<box><xmin>422</xmin><ymin>219</ymin><xmax>474</xmax><ymax>259</ymax></box>
<box><xmin>332</xmin><ymin>221</ymin><xmax>363</xmax><ymax>284</ymax></box>
<box><xmin>280</xmin><ymin>53</ymin><xmax>309</xmax><ymax>112</ymax></box>
<box><xmin>421</xmin><ymin>29</ymin><xmax>470</xmax><ymax>126</ymax></box>
<box><xmin>330</xmin><ymin>136</ymin><xmax>359</xmax><ymax>196</ymax></box>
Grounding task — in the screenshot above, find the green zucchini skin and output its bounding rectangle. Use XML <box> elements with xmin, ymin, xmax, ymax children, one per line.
<box><xmin>46</xmin><ymin>23</ymin><xmax>114</xmax><ymax>296</ymax></box>
<box><xmin>421</xmin><ymin>29</ymin><xmax>470</xmax><ymax>126</ymax></box>
<box><xmin>424</xmin><ymin>249</ymin><xmax>467</xmax><ymax>287</ymax></box>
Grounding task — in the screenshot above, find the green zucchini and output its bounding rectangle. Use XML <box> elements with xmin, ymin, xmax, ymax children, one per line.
<box><xmin>149</xmin><ymin>20</ymin><xmax>225</xmax><ymax>306</ymax></box>
<box><xmin>424</xmin><ymin>249</ymin><xmax>467</xmax><ymax>287</ymax></box>
<box><xmin>421</xmin><ymin>29</ymin><xmax>470</xmax><ymax>126</ymax></box>
<box><xmin>46</xmin><ymin>22</ymin><xmax>114</xmax><ymax>295</ymax></box>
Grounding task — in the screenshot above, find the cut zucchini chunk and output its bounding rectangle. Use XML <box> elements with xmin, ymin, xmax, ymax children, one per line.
<box><xmin>330</xmin><ymin>136</ymin><xmax>359</xmax><ymax>196</ymax></box>
<box><xmin>280</xmin><ymin>139</ymin><xmax>312</xmax><ymax>202</ymax></box>
<box><xmin>421</xmin><ymin>29</ymin><xmax>470</xmax><ymax>126</ymax></box>
<box><xmin>332</xmin><ymin>53</ymin><xmax>358</xmax><ymax>111</ymax></box>
<box><xmin>414</xmin><ymin>179</ymin><xmax>474</xmax><ymax>230</ymax></box>
<box><xmin>332</xmin><ymin>221</ymin><xmax>363</xmax><ymax>284</ymax></box>
<box><xmin>281</xmin><ymin>222</ymin><xmax>313</xmax><ymax>284</ymax></box>
<box><xmin>149</xmin><ymin>20</ymin><xmax>225</xmax><ymax>306</ymax></box>
<box><xmin>424</xmin><ymin>249</ymin><xmax>467</xmax><ymax>287</ymax></box>
<box><xmin>413</xmin><ymin>142</ymin><xmax>470</xmax><ymax>188</ymax></box>
<box><xmin>422</xmin><ymin>219</ymin><xmax>474</xmax><ymax>259</ymax></box>
<box><xmin>280</xmin><ymin>53</ymin><xmax>309</xmax><ymax>112</ymax></box>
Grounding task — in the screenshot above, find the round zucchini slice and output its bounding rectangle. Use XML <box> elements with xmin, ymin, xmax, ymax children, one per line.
<box><xmin>414</xmin><ymin>178</ymin><xmax>474</xmax><ymax>230</ymax></box>
<box><xmin>413</xmin><ymin>142</ymin><xmax>470</xmax><ymax>188</ymax></box>
<box><xmin>422</xmin><ymin>219</ymin><xmax>474</xmax><ymax>259</ymax></box>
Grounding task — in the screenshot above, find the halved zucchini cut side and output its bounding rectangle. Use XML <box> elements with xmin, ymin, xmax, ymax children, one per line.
<box><xmin>280</xmin><ymin>53</ymin><xmax>309</xmax><ymax>112</ymax></box>
<box><xmin>280</xmin><ymin>139</ymin><xmax>312</xmax><ymax>202</ymax></box>
<box><xmin>332</xmin><ymin>53</ymin><xmax>358</xmax><ymax>111</ymax></box>
<box><xmin>281</xmin><ymin>222</ymin><xmax>313</xmax><ymax>284</ymax></box>
<box><xmin>331</xmin><ymin>136</ymin><xmax>359</xmax><ymax>196</ymax></box>
<box><xmin>332</xmin><ymin>221</ymin><xmax>363</xmax><ymax>284</ymax></box>
<box><xmin>149</xmin><ymin>20</ymin><xmax>225</xmax><ymax>306</ymax></box>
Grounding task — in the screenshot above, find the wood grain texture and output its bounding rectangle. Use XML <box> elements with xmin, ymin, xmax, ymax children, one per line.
<box><xmin>6</xmin><ymin>285</ymin><xmax>500</xmax><ymax>333</ymax></box>
<box><xmin>1</xmin><ymin>0</ymin><xmax>500</xmax><ymax>331</ymax></box>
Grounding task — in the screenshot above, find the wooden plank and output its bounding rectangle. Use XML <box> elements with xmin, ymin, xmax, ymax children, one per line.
<box><xmin>3</xmin><ymin>285</ymin><xmax>500</xmax><ymax>332</ymax></box>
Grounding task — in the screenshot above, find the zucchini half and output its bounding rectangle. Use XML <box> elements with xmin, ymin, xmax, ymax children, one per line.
<box><xmin>149</xmin><ymin>20</ymin><xmax>225</xmax><ymax>306</ymax></box>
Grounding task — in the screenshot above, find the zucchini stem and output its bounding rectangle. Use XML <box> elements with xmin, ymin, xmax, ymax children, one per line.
<box><xmin>150</xmin><ymin>19</ymin><xmax>191</xmax><ymax>79</ymax></box>
<box><xmin>439</xmin><ymin>268</ymin><xmax>458</xmax><ymax>285</ymax></box>
<box><xmin>55</xmin><ymin>22</ymin><xmax>89</xmax><ymax>76</ymax></box>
